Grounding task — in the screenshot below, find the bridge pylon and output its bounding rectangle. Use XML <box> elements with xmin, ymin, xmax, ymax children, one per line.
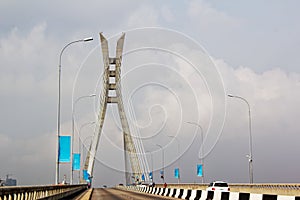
<box><xmin>83</xmin><ymin>33</ymin><xmax>142</xmax><ymax>185</ymax></box>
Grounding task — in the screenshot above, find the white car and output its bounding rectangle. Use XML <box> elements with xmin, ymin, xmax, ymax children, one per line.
<box><xmin>206</xmin><ymin>181</ymin><xmax>230</xmax><ymax>191</ymax></box>
<box><xmin>136</xmin><ymin>183</ymin><xmax>148</xmax><ymax>188</ymax></box>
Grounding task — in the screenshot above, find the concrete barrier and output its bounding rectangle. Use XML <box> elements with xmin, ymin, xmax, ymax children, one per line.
<box><xmin>229</xmin><ymin>184</ymin><xmax>300</xmax><ymax>196</ymax></box>
<box><xmin>154</xmin><ymin>184</ymin><xmax>300</xmax><ymax>196</ymax></box>
<box><xmin>0</xmin><ymin>184</ymin><xmax>87</xmax><ymax>200</ymax></box>
<box><xmin>118</xmin><ymin>185</ymin><xmax>300</xmax><ymax>200</ymax></box>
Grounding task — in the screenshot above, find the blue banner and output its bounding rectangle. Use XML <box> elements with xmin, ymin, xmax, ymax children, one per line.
<box><xmin>83</xmin><ymin>169</ymin><xmax>90</xmax><ymax>182</ymax></box>
<box><xmin>59</xmin><ymin>136</ymin><xmax>71</xmax><ymax>162</ymax></box>
<box><xmin>149</xmin><ymin>172</ymin><xmax>153</xmax><ymax>179</ymax></box>
<box><xmin>197</xmin><ymin>164</ymin><xmax>203</xmax><ymax>177</ymax></box>
<box><xmin>142</xmin><ymin>174</ymin><xmax>145</xmax><ymax>181</ymax></box>
<box><xmin>73</xmin><ymin>153</ymin><xmax>80</xmax><ymax>171</ymax></box>
<box><xmin>174</xmin><ymin>168</ymin><xmax>180</xmax><ymax>179</ymax></box>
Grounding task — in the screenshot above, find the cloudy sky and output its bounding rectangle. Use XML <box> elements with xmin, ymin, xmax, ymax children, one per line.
<box><xmin>0</xmin><ymin>0</ymin><xmax>300</xmax><ymax>186</ymax></box>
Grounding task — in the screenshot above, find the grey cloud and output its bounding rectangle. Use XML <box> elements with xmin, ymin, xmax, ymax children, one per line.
<box><xmin>0</xmin><ymin>0</ymin><xmax>299</xmax><ymax>187</ymax></box>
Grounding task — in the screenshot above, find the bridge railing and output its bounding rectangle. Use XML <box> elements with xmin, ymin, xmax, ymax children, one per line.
<box><xmin>155</xmin><ymin>183</ymin><xmax>207</xmax><ymax>190</ymax></box>
<box><xmin>154</xmin><ymin>183</ymin><xmax>300</xmax><ymax>196</ymax></box>
<box><xmin>0</xmin><ymin>184</ymin><xmax>87</xmax><ymax>200</ymax></box>
<box><xmin>229</xmin><ymin>183</ymin><xmax>300</xmax><ymax>196</ymax></box>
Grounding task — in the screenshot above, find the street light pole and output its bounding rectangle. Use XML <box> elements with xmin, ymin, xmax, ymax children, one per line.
<box><xmin>71</xmin><ymin>94</ymin><xmax>96</xmax><ymax>184</ymax></box>
<box><xmin>146</xmin><ymin>151</ymin><xmax>154</xmax><ymax>183</ymax></box>
<box><xmin>186</xmin><ymin>122</ymin><xmax>204</xmax><ymax>183</ymax></box>
<box><xmin>156</xmin><ymin>144</ymin><xmax>164</xmax><ymax>183</ymax></box>
<box><xmin>168</xmin><ymin>136</ymin><xmax>180</xmax><ymax>183</ymax></box>
<box><xmin>56</xmin><ymin>37</ymin><xmax>93</xmax><ymax>184</ymax></box>
<box><xmin>228</xmin><ymin>94</ymin><xmax>253</xmax><ymax>184</ymax></box>
<box><xmin>78</xmin><ymin>121</ymin><xmax>95</xmax><ymax>183</ymax></box>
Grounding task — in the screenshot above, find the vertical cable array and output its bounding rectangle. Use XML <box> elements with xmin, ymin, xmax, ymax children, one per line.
<box><xmin>127</xmin><ymin>99</ymin><xmax>150</xmax><ymax>182</ymax></box>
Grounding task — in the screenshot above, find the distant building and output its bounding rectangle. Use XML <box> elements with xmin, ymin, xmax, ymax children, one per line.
<box><xmin>5</xmin><ymin>178</ymin><xmax>17</xmax><ymax>186</ymax></box>
<box><xmin>0</xmin><ymin>175</ymin><xmax>17</xmax><ymax>186</ymax></box>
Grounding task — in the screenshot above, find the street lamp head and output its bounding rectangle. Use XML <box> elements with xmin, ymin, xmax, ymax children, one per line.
<box><xmin>83</xmin><ymin>37</ymin><xmax>93</xmax><ymax>42</ymax></box>
<box><xmin>186</xmin><ymin>121</ymin><xmax>201</xmax><ymax>127</ymax></box>
<box><xmin>228</xmin><ymin>94</ymin><xmax>234</xmax><ymax>97</ymax></box>
<box><xmin>89</xmin><ymin>94</ymin><xmax>96</xmax><ymax>97</ymax></box>
<box><xmin>186</xmin><ymin>121</ymin><xmax>196</xmax><ymax>126</ymax></box>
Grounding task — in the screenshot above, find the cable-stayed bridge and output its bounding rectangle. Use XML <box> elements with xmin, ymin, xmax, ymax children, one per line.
<box><xmin>1</xmin><ymin>33</ymin><xmax>299</xmax><ymax>200</ymax></box>
<box><xmin>82</xmin><ymin>32</ymin><xmax>150</xmax><ymax>186</ymax></box>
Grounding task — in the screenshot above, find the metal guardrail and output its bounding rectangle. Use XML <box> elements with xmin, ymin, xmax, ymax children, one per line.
<box><xmin>155</xmin><ymin>183</ymin><xmax>207</xmax><ymax>190</ymax></box>
<box><xmin>0</xmin><ymin>184</ymin><xmax>87</xmax><ymax>200</ymax></box>
<box><xmin>154</xmin><ymin>183</ymin><xmax>300</xmax><ymax>196</ymax></box>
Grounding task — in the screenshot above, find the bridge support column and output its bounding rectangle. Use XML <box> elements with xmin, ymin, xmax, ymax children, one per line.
<box><xmin>83</xmin><ymin>33</ymin><xmax>143</xmax><ymax>185</ymax></box>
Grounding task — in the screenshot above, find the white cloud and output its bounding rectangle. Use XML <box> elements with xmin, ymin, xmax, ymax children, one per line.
<box><xmin>160</xmin><ymin>6</ymin><xmax>175</xmax><ymax>23</ymax></box>
<box><xmin>127</xmin><ymin>5</ymin><xmax>160</xmax><ymax>28</ymax></box>
<box><xmin>187</xmin><ymin>0</ymin><xmax>240</xmax><ymax>28</ymax></box>
<box><xmin>0</xmin><ymin>1</ymin><xmax>299</xmax><ymax>185</ymax></box>
<box><xmin>195</xmin><ymin>58</ymin><xmax>300</xmax><ymax>182</ymax></box>
<box><xmin>0</xmin><ymin>23</ymin><xmax>57</xmax><ymax>96</ymax></box>
<box><xmin>216</xmin><ymin>58</ymin><xmax>300</xmax><ymax>139</ymax></box>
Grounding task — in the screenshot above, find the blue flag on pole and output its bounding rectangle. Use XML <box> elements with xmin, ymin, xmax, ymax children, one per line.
<box><xmin>174</xmin><ymin>168</ymin><xmax>180</xmax><ymax>179</ymax></box>
<box><xmin>73</xmin><ymin>153</ymin><xmax>80</xmax><ymax>171</ymax></box>
<box><xmin>149</xmin><ymin>172</ymin><xmax>153</xmax><ymax>179</ymax></box>
<box><xmin>58</xmin><ymin>136</ymin><xmax>71</xmax><ymax>162</ymax></box>
<box><xmin>142</xmin><ymin>174</ymin><xmax>145</xmax><ymax>181</ymax></box>
<box><xmin>197</xmin><ymin>164</ymin><xmax>203</xmax><ymax>177</ymax></box>
<box><xmin>83</xmin><ymin>169</ymin><xmax>89</xmax><ymax>182</ymax></box>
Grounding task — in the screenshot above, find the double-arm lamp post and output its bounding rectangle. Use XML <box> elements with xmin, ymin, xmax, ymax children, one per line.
<box><xmin>228</xmin><ymin>94</ymin><xmax>253</xmax><ymax>184</ymax></box>
<box><xmin>71</xmin><ymin>94</ymin><xmax>96</xmax><ymax>184</ymax></box>
<box><xmin>56</xmin><ymin>37</ymin><xmax>93</xmax><ymax>184</ymax></box>
<box><xmin>186</xmin><ymin>122</ymin><xmax>205</xmax><ymax>183</ymax></box>
<box><xmin>78</xmin><ymin>121</ymin><xmax>95</xmax><ymax>183</ymax></box>
<box><xmin>156</xmin><ymin>144</ymin><xmax>165</xmax><ymax>183</ymax></box>
<box><xmin>168</xmin><ymin>136</ymin><xmax>180</xmax><ymax>183</ymax></box>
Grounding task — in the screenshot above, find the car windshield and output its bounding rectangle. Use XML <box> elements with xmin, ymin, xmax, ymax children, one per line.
<box><xmin>214</xmin><ymin>182</ymin><xmax>228</xmax><ymax>187</ymax></box>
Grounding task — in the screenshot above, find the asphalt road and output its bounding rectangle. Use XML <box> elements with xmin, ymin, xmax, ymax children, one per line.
<box><xmin>90</xmin><ymin>188</ymin><xmax>178</xmax><ymax>200</ymax></box>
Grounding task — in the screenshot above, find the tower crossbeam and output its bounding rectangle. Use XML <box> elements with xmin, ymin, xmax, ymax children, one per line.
<box><xmin>83</xmin><ymin>33</ymin><xmax>143</xmax><ymax>185</ymax></box>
